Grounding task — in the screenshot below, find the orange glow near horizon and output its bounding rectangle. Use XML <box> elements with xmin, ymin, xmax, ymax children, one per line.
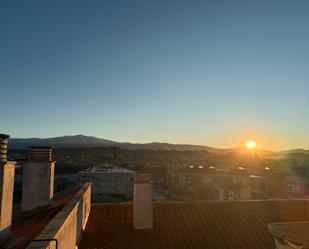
<box><xmin>246</xmin><ymin>140</ymin><xmax>256</xmax><ymax>150</ymax></box>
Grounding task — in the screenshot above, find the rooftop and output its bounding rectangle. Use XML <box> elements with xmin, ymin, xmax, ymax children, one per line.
<box><xmin>79</xmin><ymin>166</ymin><xmax>134</xmax><ymax>174</ymax></box>
<box><xmin>79</xmin><ymin>199</ymin><xmax>309</xmax><ymax>249</ymax></box>
<box><xmin>172</xmin><ymin>167</ymin><xmax>268</xmax><ymax>177</ymax></box>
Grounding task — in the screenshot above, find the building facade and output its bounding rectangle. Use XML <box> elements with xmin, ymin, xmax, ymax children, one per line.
<box><xmin>77</xmin><ymin>167</ymin><xmax>134</xmax><ymax>202</ymax></box>
<box><xmin>167</xmin><ymin>167</ymin><xmax>267</xmax><ymax>201</ymax></box>
<box><xmin>284</xmin><ymin>176</ymin><xmax>309</xmax><ymax>199</ymax></box>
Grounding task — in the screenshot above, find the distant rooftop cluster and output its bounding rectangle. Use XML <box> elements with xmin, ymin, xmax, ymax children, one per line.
<box><xmin>80</xmin><ymin>166</ymin><xmax>134</xmax><ymax>174</ymax></box>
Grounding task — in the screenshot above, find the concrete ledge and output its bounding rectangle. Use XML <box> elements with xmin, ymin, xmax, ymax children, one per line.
<box><xmin>26</xmin><ymin>183</ymin><xmax>91</xmax><ymax>249</ymax></box>
<box><xmin>268</xmin><ymin>221</ymin><xmax>309</xmax><ymax>248</ymax></box>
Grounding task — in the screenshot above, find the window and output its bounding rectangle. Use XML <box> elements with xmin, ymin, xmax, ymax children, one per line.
<box><xmin>287</xmin><ymin>184</ymin><xmax>300</xmax><ymax>193</ymax></box>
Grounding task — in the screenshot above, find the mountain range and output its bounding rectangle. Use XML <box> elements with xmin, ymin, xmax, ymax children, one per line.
<box><xmin>8</xmin><ymin>135</ymin><xmax>228</xmax><ymax>153</ymax></box>
<box><xmin>7</xmin><ymin>135</ymin><xmax>309</xmax><ymax>156</ymax></box>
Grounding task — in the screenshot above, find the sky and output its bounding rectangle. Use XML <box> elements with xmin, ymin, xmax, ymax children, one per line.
<box><xmin>1</xmin><ymin>0</ymin><xmax>309</xmax><ymax>150</ymax></box>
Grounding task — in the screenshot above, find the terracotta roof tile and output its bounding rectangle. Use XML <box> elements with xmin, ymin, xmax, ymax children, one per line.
<box><xmin>79</xmin><ymin>199</ymin><xmax>308</xmax><ymax>249</ymax></box>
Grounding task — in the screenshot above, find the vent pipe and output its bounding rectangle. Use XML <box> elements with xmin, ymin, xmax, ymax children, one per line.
<box><xmin>29</xmin><ymin>146</ymin><xmax>53</xmax><ymax>161</ymax></box>
<box><xmin>0</xmin><ymin>134</ymin><xmax>9</xmax><ymax>162</ymax></box>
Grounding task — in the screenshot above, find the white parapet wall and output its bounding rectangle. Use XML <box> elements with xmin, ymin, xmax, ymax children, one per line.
<box><xmin>26</xmin><ymin>183</ymin><xmax>91</xmax><ymax>249</ymax></box>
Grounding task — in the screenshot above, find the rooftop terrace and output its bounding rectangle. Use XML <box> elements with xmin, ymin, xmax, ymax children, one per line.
<box><xmin>79</xmin><ymin>199</ymin><xmax>309</xmax><ymax>249</ymax></box>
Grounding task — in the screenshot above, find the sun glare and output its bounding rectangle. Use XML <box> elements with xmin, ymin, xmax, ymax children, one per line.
<box><xmin>246</xmin><ymin>140</ymin><xmax>256</xmax><ymax>150</ymax></box>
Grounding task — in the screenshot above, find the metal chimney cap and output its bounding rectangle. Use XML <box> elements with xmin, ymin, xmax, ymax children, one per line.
<box><xmin>0</xmin><ymin>134</ymin><xmax>10</xmax><ymax>139</ymax></box>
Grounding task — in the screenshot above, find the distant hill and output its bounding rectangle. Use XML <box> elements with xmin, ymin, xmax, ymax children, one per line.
<box><xmin>8</xmin><ymin>135</ymin><xmax>231</xmax><ymax>153</ymax></box>
<box><xmin>117</xmin><ymin>142</ymin><xmax>234</xmax><ymax>154</ymax></box>
<box><xmin>9</xmin><ymin>135</ymin><xmax>116</xmax><ymax>149</ymax></box>
<box><xmin>7</xmin><ymin>135</ymin><xmax>309</xmax><ymax>156</ymax></box>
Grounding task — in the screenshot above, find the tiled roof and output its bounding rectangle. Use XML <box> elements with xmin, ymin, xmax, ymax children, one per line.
<box><xmin>79</xmin><ymin>199</ymin><xmax>308</xmax><ymax>249</ymax></box>
<box><xmin>0</xmin><ymin>187</ymin><xmax>79</xmax><ymax>249</ymax></box>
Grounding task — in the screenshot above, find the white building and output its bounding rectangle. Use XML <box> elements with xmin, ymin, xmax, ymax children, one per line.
<box><xmin>77</xmin><ymin>167</ymin><xmax>134</xmax><ymax>202</ymax></box>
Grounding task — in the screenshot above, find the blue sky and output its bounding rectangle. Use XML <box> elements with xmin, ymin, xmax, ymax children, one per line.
<box><xmin>1</xmin><ymin>0</ymin><xmax>308</xmax><ymax>150</ymax></box>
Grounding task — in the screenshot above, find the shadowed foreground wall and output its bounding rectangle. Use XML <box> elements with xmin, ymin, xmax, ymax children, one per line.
<box><xmin>26</xmin><ymin>183</ymin><xmax>91</xmax><ymax>249</ymax></box>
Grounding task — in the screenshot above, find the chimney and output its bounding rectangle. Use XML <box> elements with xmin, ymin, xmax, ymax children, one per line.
<box><xmin>21</xmin><ymin>146</ymin><xmax>55</xmax><ymax>211</ymax></box>
<box><xmin>0</xmin><ymin>134</ymin><xmax>16</xmax><ymax>241</ymax></box>
<box><xmin>133</xmin><ymin>173</ymin><xmax>153</xmax><ymax>229</ymax></box>
<box><xmin>0</xmin><ymin>134</ymin><xmax>9</xmax><ymax>163</ymax></box>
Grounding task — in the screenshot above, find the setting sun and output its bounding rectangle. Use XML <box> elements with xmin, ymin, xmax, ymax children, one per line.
<box><xmin>246</xmin><ymin>140</ymin><xmax>256</xmax><ymax>150</ymax></box>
